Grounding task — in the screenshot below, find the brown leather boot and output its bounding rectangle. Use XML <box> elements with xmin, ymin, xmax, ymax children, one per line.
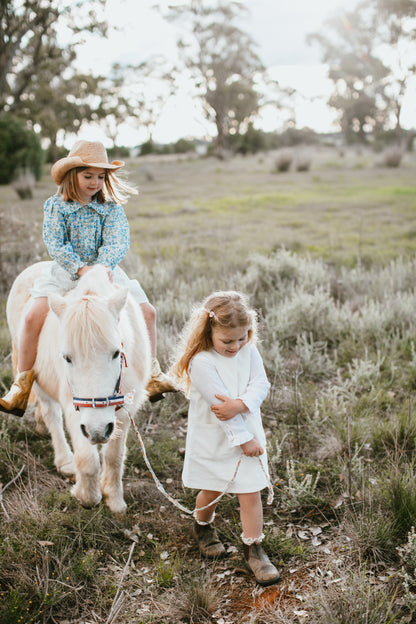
<box><xmin>193</xmin><ymin>522</ymin><xmax>226</xmax><ymax>558</ymax></box>
<box><xmin>146</xmin><ymin>359</ymin><xmax>178</xmax><ymax>403</ymax></box>
<box><xmin>0</xmin><ymin>370</ymin><xmax>35</xmax><ymax>417</ymax></box>
<box><xmin>243</xmin><ymin>542</ymin><xmax>281</xmax><ymax>586</ymax></box>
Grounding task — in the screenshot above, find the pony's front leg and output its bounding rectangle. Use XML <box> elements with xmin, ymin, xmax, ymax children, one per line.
<box><xmin>64</xmin><ymin>406</ymin><xmax>102</xmax><ymax>508</ymax></box>
<box><xmin>101</xmin><ymin>409</ymin><xmax>130</xmax><ymax>514</ymax></box>
<box><xmin>35</xmin><ymin>388</ymin><xmax>75</xmax><ymax>477</ymax></box>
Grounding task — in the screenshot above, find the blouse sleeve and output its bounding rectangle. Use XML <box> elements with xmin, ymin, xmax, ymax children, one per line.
<box><xmin>237</xmin><ymin>345</ymin><xmax>270</xmax><ymax>413</ymax></box>
<box><xmin>189</xmin><ymin>353</ymin><xmax>254</xmax><ymax>448</ymax></box>
<box><xmin>43</xmin><ymin>196</ymin><xmax>83</xmax><ymax>277</ymax></box>
<box><xmin>96</xmin><ymin>204</ymin><xmax>130</xmax><ymax>269</ymax></box>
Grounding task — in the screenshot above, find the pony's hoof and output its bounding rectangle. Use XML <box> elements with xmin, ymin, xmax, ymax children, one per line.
<box><xmin>71</xmin><ymin>484</ymin><xmax>101</xmax><ymax>508</ymax></box>
<box><xmin>106</xmin><ymin>498</ymin><xmax>127</xmax><ymax>514</ymax></box>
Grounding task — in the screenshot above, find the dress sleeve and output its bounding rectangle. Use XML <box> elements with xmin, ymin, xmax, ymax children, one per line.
<box><xmin>189</xmin><ymin>353</ymin><xmax>254</xmax><ymax>448</ymax></box>
<box><xmin>43</xmin><ymin>196</ymin><xmax>84</xmax><ymax>278</ymax></box>
<box><xmin>237</xmin><ymin>345</ymin><xmax>270</xmax><ymax>414</ymax></box>
<box><xmin>96</xmin><ymin>204</ymin><xmax>130</xmax><ymax>269</ymax></box>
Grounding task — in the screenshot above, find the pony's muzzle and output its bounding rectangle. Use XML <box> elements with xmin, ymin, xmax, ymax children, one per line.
<box><xmin>80</xmin><ymin>421</ymin><xmax>114</xmax><ymax>444</ymax></box>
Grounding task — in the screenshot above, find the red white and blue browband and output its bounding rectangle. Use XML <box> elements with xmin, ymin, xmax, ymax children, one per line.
<box><xmin>73</xmin><ymin>394</ymin><xmax>128</xmax><ymax>409</ymax></box>
<box><xmin>72</xmin><ymin>351</ymin><xmax>133</xmax><ymax>410</ymax></box>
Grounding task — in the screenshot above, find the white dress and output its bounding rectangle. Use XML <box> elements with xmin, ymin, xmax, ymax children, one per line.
<box><xmin>182</xmin><ymin>343</ymin><xmax>270</xmax><ymax>494</ymax></box>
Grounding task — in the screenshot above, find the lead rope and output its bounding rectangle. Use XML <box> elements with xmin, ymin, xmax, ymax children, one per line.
<box><xmin>126</xmin><ymin>409</ymin><xmax>274</xmax><ymax>514</ymax></box>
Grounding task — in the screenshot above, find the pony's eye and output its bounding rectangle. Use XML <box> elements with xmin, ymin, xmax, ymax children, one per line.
<box><xmin>112</xmin><ymin>350</ymin><xmax>120</xmax><ymax>360</ymax></box>
<box><xmin>63</xmin><ymin>354</ymin><xmax>72</xmax><ymax>364</ymax></box>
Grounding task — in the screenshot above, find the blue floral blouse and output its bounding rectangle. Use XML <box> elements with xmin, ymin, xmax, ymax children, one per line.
<box><xmin>43</xmin><ymin>194</ymin><xmax>130</xmax><ymax>279</ymax></box>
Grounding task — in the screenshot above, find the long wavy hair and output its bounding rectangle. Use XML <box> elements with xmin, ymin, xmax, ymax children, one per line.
<box><xmin>59</xmin><ymin>167</ymin><xmax>137</xmax><ymax>205</ymax></box>
<box><xmin>170</xmin><ymin>290</ymin><xmax>257</xmax><ymax>391</ymax></box>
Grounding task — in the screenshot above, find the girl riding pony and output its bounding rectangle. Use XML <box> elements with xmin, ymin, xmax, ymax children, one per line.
<box><xmin>0</xmin><ymin>139</ymin><xmax>176</xmax><ymax>417</ymax></box>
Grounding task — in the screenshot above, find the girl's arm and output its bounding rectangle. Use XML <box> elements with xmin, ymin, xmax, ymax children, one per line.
<box><xmin>96</xmin><ymin>205</ymin><xmax>130</xmax><ymax>269</ymax></box>
<box><xmin>189</xmin><ymin>353</ymin><xmax>254</xmax><ymax>448</ymax></box>
<box><xmin>211</xmin><ymin>346</ymin><xmax>269</xmax><ymax>420</ymax></box>
<box><xmin>43</xmin><ymin>197</ymin><xmax>84</xmax><ymax>278</ymax></box>
<box><xmin>235</xmin><ymin>345</ymin><xmax>270</xmax><ymax>413</ymax></box>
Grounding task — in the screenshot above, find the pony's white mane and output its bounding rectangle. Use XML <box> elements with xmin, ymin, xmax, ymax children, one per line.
<box><xmin>72</xmin><ymin>265</ymin><xmax>113</xmax><ymax>298</ymax></box>
<box><xmin>63</xmin><ymin>267</ymin><xmax>123</xmax><ymax>354</ymax></box>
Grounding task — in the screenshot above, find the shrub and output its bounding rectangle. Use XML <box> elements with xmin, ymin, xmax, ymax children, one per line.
<box><xmin>12</xmin><ymin>168</ymin><xmax>36</xmax><ymax>199</ymax></box>
<box><xmin>382</xmin><ymin>145</ymin><xmax>403</xmax><ymax>168</ymax></box>
<box><xmin>307</xmin><ymin>565</ymin><xmax>400</xmax><ymax>623</ymax></box>
<box><xmin>274</xmin><ymin>149</ymin><xmax>293</xmax><ymax>172</ymax></box>
<box><xmin>0</xmin><ymin>114</ymin><xmax>43</xmax><ymax>183</ymax></box>
<box><xmin>140</xmin><ymin>139</ymin><xmax>154</xmax><ymax>156</ymax></box>
<box><xmin>173</xmin><ymin>138</ymin><xmax>195</xmax><ymax>154</ymax></box>
<box><xmin>397</xmin><ymin>526</ymin><xmax>416</xmax><ymax>615</ymax></box>
<box><xmin>243</xmin><ymin>248</ymin><xmax>329</xmax><ymax>309</ymax></box>
<box><xmin>295</xmin><ymin>153</ymin><xmax>312</xmax><ymax>171</ymax></box>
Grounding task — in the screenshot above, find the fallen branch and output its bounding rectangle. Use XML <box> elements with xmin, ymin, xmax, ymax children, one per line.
<box><xmin>105</xmin><ymin>541</ymin><xmax>135</xmax><ymax>624</ymax></box>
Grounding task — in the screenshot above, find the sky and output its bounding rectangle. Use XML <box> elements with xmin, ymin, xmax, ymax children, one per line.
<box><xmin>69</xmin><ymin>0</ymin><xmax>411</xmax><ymax>147</ymax></box>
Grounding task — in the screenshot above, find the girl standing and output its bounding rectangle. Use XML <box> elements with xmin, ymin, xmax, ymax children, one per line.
<box><xmin>0</xmin><ymin>139</ymin><xmax>176</xmax><ymax>417</ymax></box>
<box><xmin>171</xmin><ymin>290</ymin><xmax>280</xmax><ymax>586</ymax></box>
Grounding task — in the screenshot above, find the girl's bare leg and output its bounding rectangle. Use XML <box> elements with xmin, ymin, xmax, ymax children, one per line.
<box><xmin>140</xmin><ymin>302</ymin><xmax>156</xmax><ymax>358</ymax></box>
<box><xmin>238</xmin><ymin>491</ymin><xmax>263</xmax><ymax>540</ymax></box>
<box><xmin>18</xmin><ymin>297</ymin><xmax>49</xmax><ymax>371</ymax></box>
<box><xmin>0</xmin><ymin>297</ymin><xmax>49</xmax><ymax>416</ymax></box>
<box><xmin>195</xmin><ymin>489</ymin><xmax>221</xmax><ymax>523</ymax></box>
<box><xmin>238</xmin><ymin>491</ymin><xmax>280</xmax><ymax>586</ymax></box>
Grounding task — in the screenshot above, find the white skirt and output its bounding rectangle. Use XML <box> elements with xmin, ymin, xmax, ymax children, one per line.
<box><xmin>29</xmin><ymin>261</ymin><xmax>148</xmax><ymax>305</ymax></box>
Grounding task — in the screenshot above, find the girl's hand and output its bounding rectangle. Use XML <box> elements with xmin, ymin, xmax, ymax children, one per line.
<box><xmin>102</xmin><ymin>265</ymin><xmax>113</xmax><ymax>281</ymax></box>
<box><xmin>211</xmin><ymin>395</ymin><xmax>247</xmax><ymax>421</ymax></box>
<box><xmin>241</xmin><ymin>438</ymin><xmax>264</xmax><ymax>457</ymax></box>
<box><xmin>77</xmin><ymin>265</ymin><xmax>92</xmax><ymax>278</ymax></box>
<box><xmin>77</xmin><ymin>264</ymin><xmax>113</xmax><ymax>281</ymax></box>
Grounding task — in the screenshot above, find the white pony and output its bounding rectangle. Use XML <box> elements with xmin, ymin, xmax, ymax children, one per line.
<box><xmin>7</xmin><ymin>262</ymin><xmax>151</xmax><ymax>513</ymax></box>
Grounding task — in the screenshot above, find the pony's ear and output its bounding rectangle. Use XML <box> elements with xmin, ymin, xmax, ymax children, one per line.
<box><xmin>48</xmin><ymin>294</ymin><xmax>67</xmax><ymax>319</ymax></box>
<box><xmin>108</xmin><ymin>288</ymin><xmax>128</xmax><ymax>320</ymax></box>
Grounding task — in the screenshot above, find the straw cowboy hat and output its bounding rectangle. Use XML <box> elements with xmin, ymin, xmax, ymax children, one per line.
<box><xmin>51</xmin><ymin>140</ymin><xmax>124</xmax><ymax>185</ymax></box>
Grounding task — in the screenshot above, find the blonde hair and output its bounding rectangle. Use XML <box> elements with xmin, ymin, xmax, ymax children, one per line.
<box><xmin>171</xmin><ymin>290</ymin><xmax>257</xmax><ymax>390</ymax></box>
<box><xmin>59</xmin><ymin>167</ymin><xmax>137</xmax><ymax>204</ymax></box>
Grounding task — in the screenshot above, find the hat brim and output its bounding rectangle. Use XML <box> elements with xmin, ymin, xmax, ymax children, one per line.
<box><xmin>51</xmin><ymin>156</ymin><xmax>125</xmax><ymax>185</ymax></box>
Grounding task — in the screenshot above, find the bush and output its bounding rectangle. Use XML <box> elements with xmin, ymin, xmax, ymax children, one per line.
<box><xmin>12</xmin><ymin>169</ymin><xmax>36</xmax><ymax>199</ymax></box>
<box><xmin>140</xmin><ymin>139</ymin><xmax>155</xmax><ymax>156</ymax></box>
<box><xmin>382</xmin><ymin>145</ymin><xmax>403</xmax><ymax>168</ymax></box>
<box><xmin>295</xmin><ymin>153</ymin><xmax>312</xmax><ymax>171</ymax></box>
<box><xmin>173</xmin><ymin>138</ymin><xmax>195</xmax><ymax>154</ymax></box>
<box><xmin>107</xmin><ymin>145</ymin><xmax>131</xmax><ymax>159</ymax></box>
<box><xmin>274</xmin><ymin>149</ymin><xmax>293</xmax><ymax>172</ymax></box>
<box><xmin>230</xmin><ymin>124</ymin><xmax>270</xmax><ymax>154</ymax></box>
<box><xmin>0</xmin><ymin>114</ymin><xmax>43</xmax><ymax>183</ymax></box>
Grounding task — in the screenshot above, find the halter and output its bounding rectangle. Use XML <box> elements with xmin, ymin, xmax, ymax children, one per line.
<box><xmin>72</xmin><ymin>352</ymin><xmax>133</xmax><ymax>411</ymax></box>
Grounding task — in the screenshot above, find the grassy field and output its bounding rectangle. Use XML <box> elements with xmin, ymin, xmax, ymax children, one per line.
<box><xmin>1</xmin><ymin>145</ymin><xmax>416</xmax><ymax>623</ymax></box>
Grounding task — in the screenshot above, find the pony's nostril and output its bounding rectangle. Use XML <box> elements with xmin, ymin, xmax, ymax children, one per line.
<box><xmin>80</xmin><ymin>424</ymin><xmax>89</xmax><ymax>439</ymax></box>
<box><xmin>104</xmin><ymin>422</ymin><xmax>114</xmax><ymax>439</ymax></box>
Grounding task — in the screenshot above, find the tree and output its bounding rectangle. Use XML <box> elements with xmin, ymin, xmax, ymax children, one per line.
<box><xmin>0</xmin><ymin>0</ymin><xmax>108</xmax><ymax>152</ymax></box>
<box><xmin>368</xmin><ymin>0</ymin><xmax>416</xmax><ymax>143</ymax></box>
<box><xmin>308</xmin><ymin>6</ymin><xmax>389</xmax><ymax>143</ymax></box>
<box><xmin>98</xmin><ymin>57</ymin><xmax>176</xmax><ymax>148</ymax></box>
<box><xmin>166</xmin><ymin>1</ymin><xmax>264</xmax><ymax>156</ymax></box>
<box><xmin>308</xmin><ymin>0</ymin><xmax>416</xmax><ymax>143</ymax></box>
<box><xmin>0</xmin><ymin>114</ymin><xmax>43</xmax><ymax>183</ymax></box>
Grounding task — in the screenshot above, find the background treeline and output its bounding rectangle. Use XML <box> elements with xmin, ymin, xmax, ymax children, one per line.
<box><xmin>0</xmin><ymin>0</ymin><xmax>415</xmax><ymax>183</ymax></box>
